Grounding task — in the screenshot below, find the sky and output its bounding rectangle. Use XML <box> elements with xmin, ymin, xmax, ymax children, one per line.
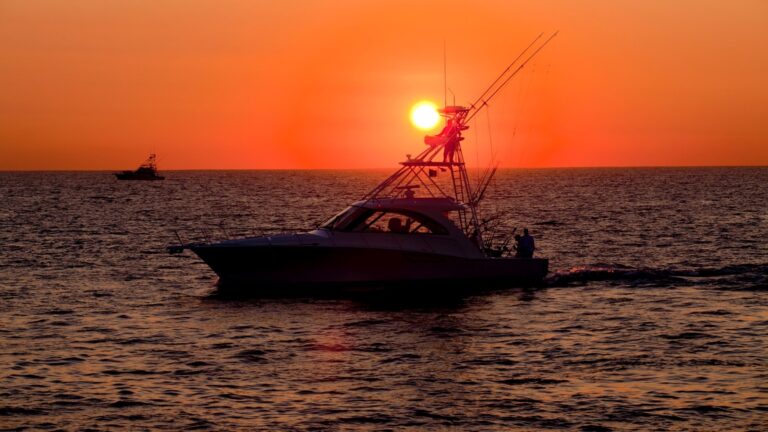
<box><xmin>1</xmin><ymin>0</ymin><xmax>767</xmax><ymax>170</ymax></box>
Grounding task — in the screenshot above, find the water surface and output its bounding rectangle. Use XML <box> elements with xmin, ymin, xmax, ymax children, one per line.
<box><xmin>1</xmin><ymin>168</ymin><xmax>766</xmax><ymax>430</ymax></box>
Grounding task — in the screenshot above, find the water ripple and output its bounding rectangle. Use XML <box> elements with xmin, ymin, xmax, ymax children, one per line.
<box><xmin>1</xmin><ymin>169</ymin><xmax>767</xmax><ymax>430</ymax></box>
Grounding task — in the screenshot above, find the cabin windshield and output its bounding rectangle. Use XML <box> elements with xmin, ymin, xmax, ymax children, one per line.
<box><xmin>322</xmin><ymin>206</ymin><xmax>449</xmax><ymax>235</ymax></box>
<box><xmin>344</xmin><ymin>209</ymin><xmax>448</xmax><ymax>235</ymax></box>
<box><xmin>320</xmin><ymin>207</ymin><xmax>362</xmax><ymax>231</ymax></box>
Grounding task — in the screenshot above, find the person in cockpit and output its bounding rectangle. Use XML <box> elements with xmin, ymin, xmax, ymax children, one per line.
<box><xmin>387</xmin><ymin>217</ymin><xmax>412</xmax><ymax>233</ymax></box>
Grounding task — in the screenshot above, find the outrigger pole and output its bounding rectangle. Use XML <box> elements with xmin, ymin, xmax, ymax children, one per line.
<box><xmin>467</xmin><ymin>32</ymin><xmax>543</xmax><ymax>116</ymax></box>
<box><xmin>464</xmin><ymin>31</ymin><xmax>558</xmax><ymax>208</ymax></box>
<box><xmin>465</xmin><ymin>31</ymin><xmax>558</xmax><ymax>124</ymax></box>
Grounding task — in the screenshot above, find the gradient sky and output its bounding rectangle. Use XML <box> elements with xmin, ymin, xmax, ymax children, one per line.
<box><xmin>1</xmin><ymin>0</ymin><xmax>766</xmax><ymax>170</ymax></box>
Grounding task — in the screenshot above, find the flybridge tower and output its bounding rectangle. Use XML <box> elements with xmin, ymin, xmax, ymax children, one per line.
<box><xmin>363</xmin><ymin>105</ymin><xmax>478</xmax><ymax>237</ymax></box>
<box><xmin>363</xmin><ymin>31</ymin><xmax>558</xmax><ymax>246</ymax></box>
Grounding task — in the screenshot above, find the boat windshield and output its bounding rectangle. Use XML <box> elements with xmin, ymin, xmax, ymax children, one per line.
<box><xmin>343</xmin><ymin>209</ymin><xmax>448</xmax><ymax>235</ymax></box>
<box><xmin>320</xmin><ymin>207</ymin><xmax>364</xmax><ymax>231</ymax></box>
<box><xmin>321</xmin><ymin>206</ymin><xmax>449</xmax><ymax>235</ymax></box>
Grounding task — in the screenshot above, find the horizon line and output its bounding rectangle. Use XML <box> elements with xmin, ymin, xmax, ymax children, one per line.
<box><xmin>2</xmin><ymin>164</ymin><xmax>767</xmax><ymax>173</ymax></box>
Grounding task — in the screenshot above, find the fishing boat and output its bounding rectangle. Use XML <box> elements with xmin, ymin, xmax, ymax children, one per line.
<box><xmin>115</xmin><ymin>154</ymin><xmax>165</xmax><ymax>180</ymax></box>
<box><xmin>170</xmin><ymin>33</ymin><xmax>557</xmax><ymax>292</ymax></box>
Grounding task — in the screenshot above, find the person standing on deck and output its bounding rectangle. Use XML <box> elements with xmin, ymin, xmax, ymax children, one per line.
<box><xmin>438</xmin><ymin>118</ymin><xmax>459</xmax><ymax>164</ymax></box>
<box><xmin>515</xmin><ymin>228</ymin><xmax>535</xmax><ymax>258</ymax></box>
<box><xmin>443</xmin><ymin>136</ymin><xmax>457</xmax><ymax>164</ymax></box>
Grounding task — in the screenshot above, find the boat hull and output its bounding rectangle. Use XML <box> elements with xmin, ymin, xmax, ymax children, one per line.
<box><xmin>115</xmin><ymin>173</ymin><xmax>165</xmax><ymax>180</ymax></box>
<box><xmin>191</xmin><ymin>244</ymin><xmax>548</xmax><ymax>293</ymax></box>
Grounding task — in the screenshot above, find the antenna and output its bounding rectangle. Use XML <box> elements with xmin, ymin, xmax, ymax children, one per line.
<box><xmin>443</xmin><ymin>38</ymin><xmax>447</xmax><ymax>108</ymax></box>
<box><xmin>448</xmin><ymin>87</ymin><xmax>456</xmax><ymax>106</ymax></box>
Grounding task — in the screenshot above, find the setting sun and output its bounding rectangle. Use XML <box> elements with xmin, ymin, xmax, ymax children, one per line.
<box><xmin>410</xmin><ymin>101</ymin><xmax>441</xmax><ymax>131</ymax></box>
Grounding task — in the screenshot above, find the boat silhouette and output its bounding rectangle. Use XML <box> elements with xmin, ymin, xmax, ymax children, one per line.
<box><xmin>115</xmin><ymin>154</ymin><xmax>165</xmax><ymax>181</ymax></box>
<box><xmin>170</xmin><ymin>33</ymin><xmax>557</xmax><ymax>292</ymax></box>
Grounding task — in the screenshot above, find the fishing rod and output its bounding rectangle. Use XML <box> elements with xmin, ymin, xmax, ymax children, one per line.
<box><xmin>470</xmin><ymin>163</ymin><xmax>499</xmax><ymax>206</ymax></box>
<box><xmin>465</xmin><ymin>31</ymin><xmax>558</xmax><ymax>124</ymax></box>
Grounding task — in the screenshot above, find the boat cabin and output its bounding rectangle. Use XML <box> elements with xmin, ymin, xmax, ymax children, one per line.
<box><xmin>317</xmin><ymin>197</ymin><xmax>484</xmax><ymax>258</ymax></box>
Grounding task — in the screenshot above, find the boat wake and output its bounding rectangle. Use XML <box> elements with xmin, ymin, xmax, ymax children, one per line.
<box><xmin>546</xmin><ymin>262</ymin><xmax>768</xmax><ymax>290</ymax></box>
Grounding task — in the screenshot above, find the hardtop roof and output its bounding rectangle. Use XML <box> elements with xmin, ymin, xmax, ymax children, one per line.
<box><xmin>351</xmin><ymin>197</ymin><xmax>464</xmax><ymax>212</ymax></box>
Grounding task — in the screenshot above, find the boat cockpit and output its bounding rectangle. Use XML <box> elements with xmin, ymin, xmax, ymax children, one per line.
<box><xmin>313</xmin><ymin>197</ymin><xmax>483</xmax><ymax>258</ymax></box>
<box><xmin>320</xmin><ymin>197</ymin><xmax>467</xmax><ymax>235</ymax></box>
<box><xmin>321</xmin><ymin>206</ymin><xmax>449</xmax><ymax>236</ymax></box>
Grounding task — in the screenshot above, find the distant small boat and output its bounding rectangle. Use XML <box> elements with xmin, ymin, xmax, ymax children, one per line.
<box><xmin>114</xmin><ymin>154</ymin><xmax>165</xmax><ymax>181</ymax></box>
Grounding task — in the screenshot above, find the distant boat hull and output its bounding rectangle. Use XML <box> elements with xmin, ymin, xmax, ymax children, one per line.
<box><xmin>114</xmin><ymin>172</ymin><xmax>165</xmax><ymax>181</ymax></box>
<box><xmin>191</xmin><ymin>244</ymin><xmax>548</xmax><ymax>292</ymax></box>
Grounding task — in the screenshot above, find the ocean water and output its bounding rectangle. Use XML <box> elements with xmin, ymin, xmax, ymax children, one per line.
<box><xmin>1</xmin><ymin>167</ymin><xmax>767</xmax><ymax>430</ymax></box>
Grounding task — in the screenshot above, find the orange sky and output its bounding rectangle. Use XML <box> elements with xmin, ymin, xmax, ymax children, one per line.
<box><xmin>1</xmin><ymin>0</ymin><xmax>767</xmax><ymax>170</ymax></box>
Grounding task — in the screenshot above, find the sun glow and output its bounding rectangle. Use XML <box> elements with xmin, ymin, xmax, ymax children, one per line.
<box><xmin>410</xmin><ymin>101</ymin><xmax>441</xmax><ymax>130</ymax></box>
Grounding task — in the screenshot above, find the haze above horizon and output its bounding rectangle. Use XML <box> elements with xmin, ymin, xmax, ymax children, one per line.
<box><xmin>1</xmin><ymin>0</ymin><xmax>767</xmax><ymax>170</ymax></box>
